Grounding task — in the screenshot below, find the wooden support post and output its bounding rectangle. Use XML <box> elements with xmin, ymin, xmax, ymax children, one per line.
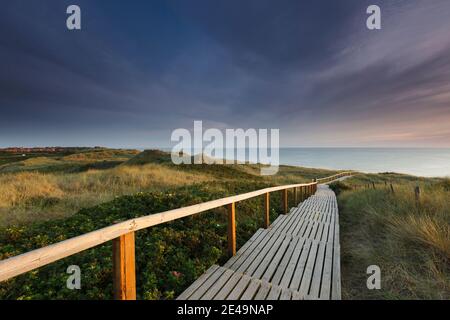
<box><xmin>282</xmin><ymin>189</ymin><xmax>288</xmax><ymax>214</ymax></box>
<box><xmin>264</xmin><ymin>192</ymin><xmax>270</xmax><ymax>229</ymax></box>
<box><xmin>113</xmin><ymin>232</ymin><xmax>136</xmax><ymax>300</ymax></box>
<box><xmin>415</xmin><ymin>185</ymin><xmax>421</xmax><ymax>203</ymax></box>
<box><xmin>294</xmin><ymin>188</ymin><xmax>298</xmax><ymax>205</ymax></box>
<box><xmin>390</xmin><ymin>183</ymin><xmax>395</xmax><ymax>194</ymax></box>
<box><xmin>227</xmin><ymin>202</ymin><xmax>236</xmax><ymax>257</ymax></box>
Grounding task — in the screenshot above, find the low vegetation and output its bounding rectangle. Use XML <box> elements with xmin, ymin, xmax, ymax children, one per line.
<box><xmin>330</xmin><ymin>174</ymin><xmax>449</xmax><ymax>299</ymax></box>
<box><xmin>0</xmin><ymin>149</ymin><xmax>339</xmax><ymax>299</ymax></box>
<box><xmin>0</xmin><ymin>149</ymin><xmax>448</xmax><ymax>299</ymax></box>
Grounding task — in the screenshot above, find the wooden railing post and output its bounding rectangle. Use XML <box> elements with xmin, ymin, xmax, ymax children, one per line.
<box><xmin>264</xmin><ymin>192</ymin><xmax>270</xmax><ymax>228</ymax></box>
<box><xmin>282</xmin><ymin>189</ymin><xmax>288</xmax><ymax>214</ymax></box>
<box><xmin>113</xmin><ymin>232</ymin><xmax>136</xmax><ymax>300</ymax></box>
<box><xmin>294</xmin><ymin>188</ymin><xmax>298</xmax><ymax>205</ymax></box>
<box><xmin>228</xmin><ymin>202</ymin><xmax>236</xmax><ymax>257</ymax></box>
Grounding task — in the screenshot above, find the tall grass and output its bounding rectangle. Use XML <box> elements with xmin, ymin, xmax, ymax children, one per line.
<box><xmin>0</xmin><ymin>164</ymin><xmax>212</xmax><ymax>226</ymax></box>
<box><xmin>0</xmin><ymin>149</ymin><xmax>340</xmax><ymax>226</ymax></box>
<box><xmin>333</xmin><ymin>176</ymin><xmax>450</xmax><ymax>299</ymax></box>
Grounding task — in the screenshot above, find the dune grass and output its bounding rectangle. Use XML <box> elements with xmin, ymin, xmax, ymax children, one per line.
<box><xmin>0</xmin><ymin>149</ymin><xmax>340</xmax><ymax>226</ymax></box>
<box><xmin>0</xmin><ymin>163</ymin><xmax>213</xmax><ymax>226</ymax></box>
<box><xmin>331</xmin><ymin>175</ymin><xmax>450</xmax><ymax>299</ymax></box>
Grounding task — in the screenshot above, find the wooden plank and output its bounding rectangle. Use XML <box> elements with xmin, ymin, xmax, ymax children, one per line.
<box><xmin>214</xmin><ymin>272</ymin><xmax>243</xmax><ymax>300</ymax></box>
<box><xmin>113</xmin><ymin>232</ymin><xmax>136</xmax><ymax>300</ymax></box>
<box><xmin>315</xmin><ymin>222</ymin><xmax>324</xmax><ymax>241</ymax></box>
<box><xmin>189</xmin><ymin>266</ymin><xmax>227</xmax><ymax>300</ymax></box>
<box><xmin>302</xmin><ymin>220</ymin><xmax>315</xmax><ymax>240</ymax></box>
<box><xmin>334</xmin><ymin>220</ymin><xmax>340</xmax><ymax>246</ymax></box>
<box><xmin>309</xmin><ymin>241</ymin><xmax>326</xmax><ymax>298</ymax></box>
<box><xmin>224</xmin><ymin>229</ymin><xmax>264</xmax><ymax>269</ymax></box>
<box><xmin>226</xmin><ymin>274</ymin><xmax>252</xmax><ymax>300</ymax></box>
<box><xmin>254</xmin><ymin>281</ymin><xmax>271</xmax><ymax>300</ymax></box>
<box><xmin>320</xmin><ymin>223</ymin><xmax>330</xmax><ymax>242</ymax></box>
<box><xmin>228</xmin><ymin>202</ymin><xmax>236</xmax><ymax>257</ymax></box>
<box><xmin>177</xmin><ymin>265</ymin><xmax>219</xmax><ymax>300</ymax></box>
<box><xmin>328</xmin><ymin>215</ymin><xmax>336</xmax><ymax>244</ymax></box>
<box><xmin>266</xmin><ymin>286</ymin><xmax>282</xmax><ymax>300</ymax></box>
<box><xmin>200</xmin><ymin>268</ymin><xmax>235</xmax><ymax>300</ymax></box>
<box><xmin>288</xmin><ymin>239</ymin><xmax>311</xmax><ymax>290</ymax></box>
<box><xmin>260</xmin><ymin>235</ymin><xmax>292</xmax><ymax>282</ymax></box>
<box><xmin>269</xmin><ymin>237</ymin><xmax>301</xmax><ymax>285</ymax></box>
<box><xmin>319</xmin><ymin>243</ymin><xmax>333</xmax><ymax>300</ymax></box>
<box><xmin>331</xmin><ymin>245</ymin><xmax>341</xmax><ymax>300</ymax></box>
<box><xmin>283</xmin><ymin>207</ymin><xmax>306</xmax><ymax>235</ymax></box>
<box><xmin>291</xmin><ymin>206</ymin><xmax>314</xmax><ymax>236</ymax></box>
<box><xmin>291</xmin><ymin>290</ymin><xmax>304</xmax><ymax>300</ymax></box>
<box><xmin>279</xmin><ymin>237</ymin><xmax>307</xmax><ymax>288</ymax></box>
<box><xmin>269</xmin><ymin>214</ymin><xmax>287</xmax><ymax>231</ymax></box>
<box><xmin>309</xmin><ymin>221</ymin><xmax>320</xmax><ymax>241</ymax></box>
<box><xmin>298</xmin><ymin>240</ymin><xmax>319</xmax><ymax>295</ymax></box>
<box><xmin>244</xmin><ymin>232</ymin><xmax>286</xmax><ymax>276</ymax></box>
<box><xmin>234</xmin><ymin>231</ymin><xmax>280</xmax><ymax>274</ymax></box>
<box><xmin>280</xmin><ymin>288</ymin><xmax>292</xmax><ymax>300</ymax></box>
<box><xmin>273</xmin><ymin>213</ymin><xmax>295</xmax><ymax>234</ymax></box>
<box><xmin>225</xmin><ymin>229</ymin><xmax>270</xmax><ymax>270</ymax></box>
<box><xmin>241</xmin><ymin>278</ymin><xmax>262</xmax><ymax>300</ymax></box>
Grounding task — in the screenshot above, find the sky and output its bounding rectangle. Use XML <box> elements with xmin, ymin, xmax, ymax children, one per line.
<box><xmin>1</xmin><ymin>0</ymin><xmax>450</xmax><ymax>148</ymax></box>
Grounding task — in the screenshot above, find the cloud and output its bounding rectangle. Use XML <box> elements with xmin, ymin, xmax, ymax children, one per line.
<box><xmin>0</xmin><ymin>0</ymin><xmax>449</xmax><ymax>147</ymax></box>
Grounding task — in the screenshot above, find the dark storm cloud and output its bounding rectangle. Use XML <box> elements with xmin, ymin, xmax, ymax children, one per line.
<box><xmin>1</xmin><ymin>0</ymin><xmax>450</xmax><ymax>147</ymax></box>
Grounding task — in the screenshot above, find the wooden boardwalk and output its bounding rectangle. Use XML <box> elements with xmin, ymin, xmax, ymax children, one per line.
<box><xmin>178</xmin><ymin>184</ymin><xmax>341</xmax><ymax>300</ymax></box>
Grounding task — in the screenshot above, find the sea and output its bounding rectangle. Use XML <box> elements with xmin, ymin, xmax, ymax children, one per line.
<box><xmin>278</xmin><ymin>148</ymin><xmax>450</xmax><ymax>178</ymax></box>
<box><xmin>159</xmin><ymin>147</ymin><xmax>450</xmax><ymax>178</ymax></box>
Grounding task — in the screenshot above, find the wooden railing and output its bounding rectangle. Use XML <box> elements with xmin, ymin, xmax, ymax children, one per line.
<box><xmin>316</xmin><ymin>171</ymin><xmax>353</xmax><ymax>184</ymax></box>
<box><xmin>0</xmin><ymin>172</ymin><xmax>353</xmax><ymax>299</ymax></box>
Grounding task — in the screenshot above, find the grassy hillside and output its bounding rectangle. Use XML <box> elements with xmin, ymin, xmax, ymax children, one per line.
<box><xmin>0</xmin><ymin>149</ymin><xmax>337</xmax><ymax>226</ymax></box>
<box><xmin>330</xmin><ymin>174</ymin><xmax>449</xmax><ymax>299</ymax></box>
<box><xmin>0</xmin><ymin>149</ymin><xmax>341</xmax><ymax>299</ymax></box>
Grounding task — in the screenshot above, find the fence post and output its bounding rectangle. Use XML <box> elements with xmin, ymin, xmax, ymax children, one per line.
<box><xmin>264</xmin><ymin>193</ymin><xmax>270</xmax><ymax>228</ymax></box>
<box><xmin>294</xmin><ymin>187</ymin><xmax>298</xmax><ymax>205</ymax></box>
<box><xmin>282</xmin><ymin>189</ymin><xmax>288</xmax><ymax>214</ymax></box>
<box><xmin>415</xmin><ymin>185</ymin><xmax>421</xmax><ymax>203</ymax></box>
<box><xmin>390</xmin><ymin>183</ymin><xmax>395</xmax><ymax>194</ymax></box>
<box><xmin>227</xmin><ymin>202</ymin><xmax>236</xmax><ymax>257</ymax></box>
<box><xmin>113</xmin><ymin>232</ymin><xmax>137</xmax><ymax>300</ymax></box>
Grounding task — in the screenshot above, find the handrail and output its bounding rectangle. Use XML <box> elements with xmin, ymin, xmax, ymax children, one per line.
<box><xmin>316</xmin><ymin>171</ymin><xmax>353</xmax><ymax>183</ymax></box>
<box><xmin>0</xmin><ymin>172</ymin><xmax>353</xmax><ymax>299</ymax></box>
